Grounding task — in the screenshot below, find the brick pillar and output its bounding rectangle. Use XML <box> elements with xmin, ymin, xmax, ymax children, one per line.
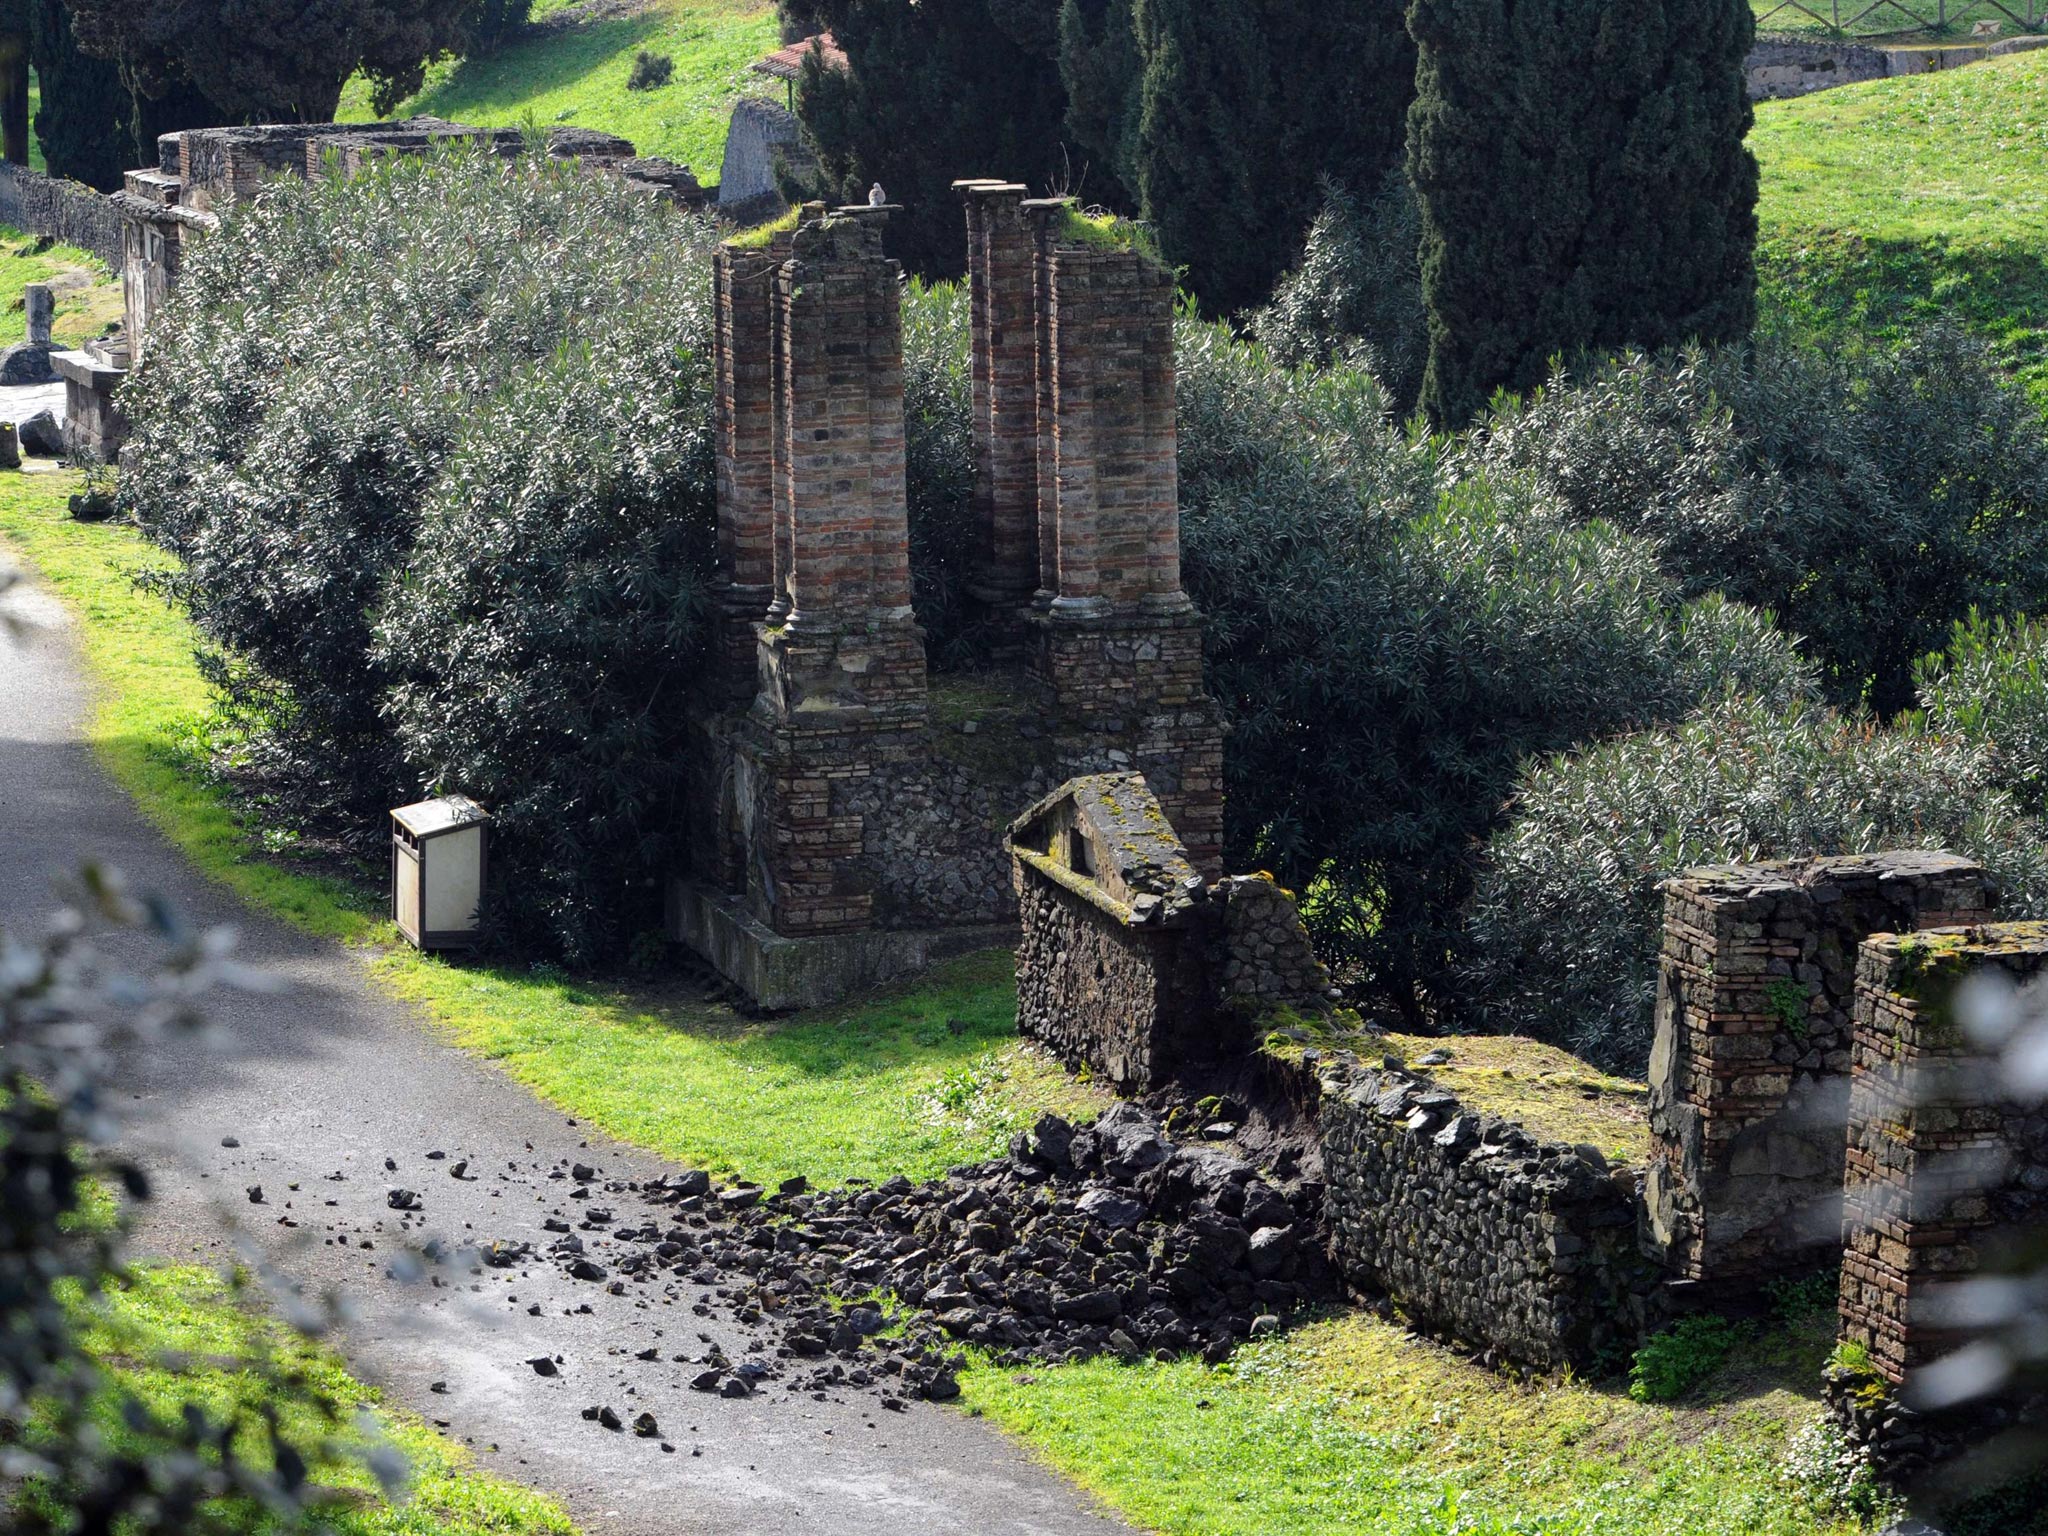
<box><xmin>1645</xmin><ymin>853</ymin><xmax>1996</xmax><ymax>1290</ymax></box>
<box><xmin>1008</xmin><ymin>198</ymin><xmax>1222</xmax><ymax>872</ymax></box>
<box><xmin>1842</xmin><ymin>923</ymin><xmax>2048</xmax><ymax>1383</ymax></box>
<box><xmin>954</xmin><ymin>180</ymin><xmax>1039</xmax><ymax>654</ymax></box>
<box><xmin>709</xmin><ymin>237</ymin><xmax>789</xmax><ymax>704</ymax></box>
<box><xmin>741</xmin><ymin>204</ymin><xmax>928</xmax><ymax>938</ymax></box>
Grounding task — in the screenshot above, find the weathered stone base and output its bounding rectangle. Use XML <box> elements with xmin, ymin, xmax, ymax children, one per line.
<box><xmin>667</xmin><ymin>879</ymin><xmax>1012</xmax><ymax>1010</ymax></box>
<box><xmin>52</xmin><ymin>346</ymin><xmax>128</xmax><ymax>462</ymax></box>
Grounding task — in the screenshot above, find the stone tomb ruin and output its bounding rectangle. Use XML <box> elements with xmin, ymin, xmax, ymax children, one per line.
<box><xmin>1009</xmin><ymin>805</ymin><xmax>2042</xmax><ymax>1470</ymax></box>
<box><xmin>670</xmin><ymin>187</ymin><xmax>1225</xmax><ymax>1008</ymax></box>
<box><xmin>60</xmin><ymin>116</ymin><xmax>707</xmax><ymax>462</ymax></box>
<box><xmin>1006</xmin><ymin>772</ymin><xmax>1336</xmax><ymax>1094</ymax></box>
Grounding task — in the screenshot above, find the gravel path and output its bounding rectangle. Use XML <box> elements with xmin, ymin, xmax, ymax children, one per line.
<box><xmin>0</xmin><ymin>560</ymin><xmax>1133</xmax><ymax>1536</ymax></box>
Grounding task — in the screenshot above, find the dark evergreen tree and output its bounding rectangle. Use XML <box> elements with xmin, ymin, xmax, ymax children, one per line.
<box><xmin>0</xmin><ymin>0</ymin><xmax>28</xmax><ymax>164</ymax></box>
<box><xmin>67</xmin><ymin>0</ymin><xmax>471</xmax><ymax>124</ymax></box>
<box><xmin>28</xmin><ymin>0</ymin><xmax>126</xmax><ymax>187</ymax></box>
<box><xmin>798</xmin><ymin>0</ymin><xmax>1076</xmax><ymax>280</ymax></box>
<box><xmin>1067</xmin><ymin>0</ymin><xmax>1412</xmax><ymax>316</ymax></box>
<box><xmin>1409</xmin><ymin>0</ymin><xmax>1759</xmax><ymax>428</ymax></box>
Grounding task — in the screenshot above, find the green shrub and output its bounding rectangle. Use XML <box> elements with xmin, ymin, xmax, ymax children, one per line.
<box><xmin>1917</xmin><ymin>610</ymin><xmax>2048</xmax><ymax>817</ymax></box>
<box><xmin>626</xmin><ymin>49</ymin><xmax>674</xmax><ymax>90</ymax></box>
<box><xmin>1464</xmin><ymin>693</ymin><xmax>2048</xmax><ymax>1071</ymax></box>
<box><xmin>1173</xmin><ymin>322</ymin><xmax>1811</xmax><ymax>1022</ymax></box>
<box><xmin>120</xmin><ymin>146</ymin><xmax>725</xmax><ymax>958</ymax></box>
<box><xmin>461</xmin><ymin>0</ymin><xmax>532</xmax><ymax>56</ymax></box>
<box><xmin>1629</xmin><ymin>1314</ymin><xmax>1743</xmax><ymax>1403</ymax></box>
<box><xmin>372</xmin><ymin>321</ymin><xmax>717</xmax><ymax>964</ymax></box>
<box><xmin>1466</xmin><ymin>327</ymin><xmax>2048</xmax><ymax>716</ymax></box>
<box><xmin>1255</xmin><ymin>168</ymin><xmax>1426</xmax><ymax>413</ymax></box>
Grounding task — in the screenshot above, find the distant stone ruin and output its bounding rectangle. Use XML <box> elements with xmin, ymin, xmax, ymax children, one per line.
<box><xmin>670</xmin><ymin>187</ymin><xmax>1225</xmax><ymax>1009</ymax></box>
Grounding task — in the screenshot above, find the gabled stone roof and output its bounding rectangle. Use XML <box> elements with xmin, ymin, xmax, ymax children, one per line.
<box><xmin>1007</xmin><ymin>772</ymin><xmax>1206</xmax><ymax>927</ymax></box>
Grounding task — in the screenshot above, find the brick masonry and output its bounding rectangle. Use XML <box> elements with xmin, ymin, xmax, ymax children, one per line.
<box><xmin>681</xmin><ymin>189</ymin><xmax>1228</xmax><ymax>996</ymax></box>
<box><xmin>1840</xmin><ymin>923</ymin><xmax>2048</xmax><ymax>1384</ymax></box>
<box><xmin>1644</xmin><ymin>853</ymin><xmax>1995</xmax><ymax>1290</ymax></box>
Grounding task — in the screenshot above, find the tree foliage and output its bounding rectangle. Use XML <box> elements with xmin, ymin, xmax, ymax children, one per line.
<box><xmin>28</xmin><ymin>0</ymin><xmax>128</xmax><ymax>188</ymax></box>
<box><xmin>797</xmin><ymin>0</ymin><xmax>1077</xmax><ymax>280</ymax></box>
<box><xmin>66</xmin><ymin>0</ymin><xmax>472</xmax><ymax>123</ymax></box>
<box><xmin>121</xmin><ymin>147</ymin><xmax>725</xmax><ymax>961</ymax></box>
<box><xmin>1255</xmin><ymin>168</ymin><xmax>1427</xmax><ymax>413</ymax></box>
<box><xmin>1171</xmin><ymin>320</ymin><xmax>1811</xmax><ymax>1021</ymax></box>
<box><xmin>1463</xmin><ymin>693</ymin><xmax>2048</xmax><ymax>1072</ymax></box>
<box><xmin>1408</xmin><ymin>0</ymin><xmax>1758</xmax><ymax>426</ymax></box>
<box><xmin>1465</xmin><ymin>326</ymin><xmax>2048</xmax><ymax>716</ymax></box>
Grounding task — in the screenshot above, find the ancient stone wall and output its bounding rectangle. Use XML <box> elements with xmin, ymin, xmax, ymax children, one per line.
<box><xmin>1321</xmin><ymin>1062</ymin><xmax>1657</xmax><ymax>1370</ymax></box>
<box><xmin>1008</xmin><ymin>775</ymin><xmax>1331</xmax><ymax>1093</ymax></box>
<box><xmin>1645</xmin><ymin>853</ymin><xmax>1994</xmax><ymax>1291</ymax></box>
<box><xmin>1841</xmin><ymin>925</ymin><xmax>2048</xmax><ymax>1384</ymax></box>
<box><xmin>1745</xmin><ymin>37</ymin><xmax>1890</xmax><ymax>99</ymax></box>
<box><xmin>0</xmin><ymin>161</ymin><xmax>121</xmax><ymax>269</ymax></box>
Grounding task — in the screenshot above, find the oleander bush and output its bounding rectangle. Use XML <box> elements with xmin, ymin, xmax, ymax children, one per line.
<box><xmin>1173</xmin><ymin>321</ymin><xmax>1813</xmax><ymax>1022</ymax></box>
<box><xmin>1464</xmin><ymin>692</ymin><xmax>2048</xmax><ymax>1072</ymax></box>
<box><xmin>120</xmin><ymin>144</ymin><xmax>726</xmax><ymax>959</ymax></box>
<box><xmin>1465</xmin><ymin>326</ymin><xmax>2048</xmax><ymax>716</ymax></box>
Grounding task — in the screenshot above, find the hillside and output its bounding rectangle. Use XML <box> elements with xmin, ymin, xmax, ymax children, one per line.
<box><xmin>1753</xmin><ymin>46</ymin><xmax>2048</xmax><ymax>399</ymax></box>
<box><xmin>336</xmin><ymin>0</ymin><xmax>780</xmax><ymax>185</ymax></box>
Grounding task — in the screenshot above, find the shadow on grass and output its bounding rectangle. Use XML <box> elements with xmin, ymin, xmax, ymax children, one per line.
<box><xmin>1760</xmin><ymin>231</ymin><xmax>2048</xmax><ymax>401</ymax></box>
<box><xmin>410</xmin><ymin>13</ymin><xmax>668</xmax><ymax>122</ymax></box>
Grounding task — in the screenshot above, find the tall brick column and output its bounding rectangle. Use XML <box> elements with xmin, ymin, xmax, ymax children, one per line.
<box><xmin>1645</xmin><ymin>853</ymin><xmax>1995</xmax><ymax>1290</ymax></box>
<box><xmin>954</xmin><ymin>180</ymin><xmax>1039</xmax><ymax>654</ymax></box>
<box><xmin>1842</xmin><ymin>923</ymin><xmax>2048</xmax><ymax>1383</ymax></box>
<box><xmin>708</xmin><ymin>232</ymin><xmax>793</xmax><ymax>704</ymax></box>
<box><xmin>1013</xmin><ymin>197</ymin><xmax>1224</xmax><ymax>872</ymax></box>
<box><xmin>741</xmin><ymin>205</ymin><xmax>928</xmax><ymax>938</ymax></box>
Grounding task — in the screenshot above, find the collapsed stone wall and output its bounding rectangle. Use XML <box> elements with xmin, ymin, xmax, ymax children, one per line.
<box><xmin>0</xmin><ymin>161</ymin><xmax>121</xmax><ymax>269</ymax></box>
<box><xmin>1320</xmin><ymin>1062</ymin><xmax>1657</xmax><ymax>1370</ymax></box>
<box><xmin>1646</xmin><ymin>853</ymin><xmax>1994</xmax><ymax>1291</ymax></box>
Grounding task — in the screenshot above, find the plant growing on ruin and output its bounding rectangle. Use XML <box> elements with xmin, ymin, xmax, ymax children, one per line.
<box><xmin>1629</xmin><ymin>1313</ymin><xmax>1744</xmax><ymax>1402</ymax></box>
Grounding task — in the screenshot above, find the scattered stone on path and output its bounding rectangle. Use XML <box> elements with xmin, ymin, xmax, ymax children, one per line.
<box><xmin>387</xmin><ymin>1187</ymin><xmax>420</xmax><ymax>1210</ymax></box>
<box><xmin>220</xmin><ymin>1135</ymin><xmax>240</xmax><ymax>1148</ymax></box>
<box><xmin>245</xmin><ymin>1184</ymin><xmax>264</xmax><ymax>1204</ymax></box>
<box><xmin>526</xmin><ymin>1356</ymin><xmax>560</xmax><ymax>1377</ymax></box>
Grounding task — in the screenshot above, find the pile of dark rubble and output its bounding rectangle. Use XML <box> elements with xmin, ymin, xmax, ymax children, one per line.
<box><xmin>514</xmin><ymin>1102</ymin><xmax>1332</xmax><ymax>1409</ymax></box>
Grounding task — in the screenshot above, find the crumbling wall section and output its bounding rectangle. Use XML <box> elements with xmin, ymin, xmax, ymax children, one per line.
<box><xmin>1645</xmin><ymin>853</ymin><xmax>1994</xmax><ymax>1289</ymax></box>
<box><xmin>1321</xmin><ymin>1063</ymin><xmax>1657</xmax><ymax>1370</ymax></box>
<box><xmin>1841</xmin><ymin>925</ymin><xmax>2048</xmax><ymax>1383</ymax></box>
<box><xmin>0</xmin><ymin>162</ymin><xmax>120</xmax><ymax>268</ymax></box>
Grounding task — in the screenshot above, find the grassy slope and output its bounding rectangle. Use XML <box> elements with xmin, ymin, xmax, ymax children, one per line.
<box><xmin>336</xmin><ymin>0</ymin><xmax>781</xmax><ymax>185</ymax></box>
<box><xmin>0</xmin><ymin>469</ymin><xmax>1101</xmax><ymax>1187</ymax></box>
<box><xmin>0</xmin><ymin>226</ymin><xmax>124</xmax><ymax>347</ymax></box>
<box><xmin>44</xmin><ymin>1266</ymin><xmax>573</xmax><ymax>1535</ymax></box>
<box><xmin>0</xmin><ymin>467</ymin><xmax>1881</xmax><ymax>1534</ymax></box>
<box><xmin>1754</xmin><ymin>47</ymin><xmax>2048</xmax><ymax>399</ymax></box>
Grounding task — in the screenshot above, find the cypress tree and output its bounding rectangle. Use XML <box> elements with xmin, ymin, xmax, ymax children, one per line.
<box><xmin>1128</xmin><ymin>0</ymin><xmax>1269</xmax><ymax>315</ymax></box>
<box><xmin>28</xmin><ymin>0</ymin><xmax>127</xmax><ymax>188</ymax></box>
<box><xmin>1106</xmin><ymin>0</ymin><xmax>1413</xmax><ymax>316</ymax></box>
<box><xmin>798</xmin><ymin>0</ymin><xmax>1075</xmax><ymax>280</ymax></box>
<box><xmin>1409</xmin><ymin>0</ymin><xmax>1758</xmax><ymax>428</ymax></box>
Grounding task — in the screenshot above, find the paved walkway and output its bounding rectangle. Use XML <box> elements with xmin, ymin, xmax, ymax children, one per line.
<box><xmin>0</xmin><ymin>562</ymin><xmax>1131</xmax><ymax>1536</ymax></box>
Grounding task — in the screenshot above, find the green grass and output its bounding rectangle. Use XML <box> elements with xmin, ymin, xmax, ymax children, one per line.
<box><xmin>0</xmin><ymin>469</ymin><xmax>1102</xmax><ymax>1188</ymax></box>
<box><xmin>962</xmin><ymin>1303</ymin><xmax>1883</xmax><ymax>1536</ymax></box>
<box><xmin>337</xmin><ymin>0</ymin><xmax>782</xmax><ymax>184</ymax></box>
<box><xmin>37</xmin><ymin>1265</ymin><xmax>572</xmax><ymax>1534</ymax></box>
<box><xmin>0</xmin><ymin>226</ymin><xmax>122</xmax><ymax>347</ymax></box>
<box><xmin>1752</xmin><ymin>0</ymin><xmax>2042</xmax><ymax>36</ymax></box>
<box><xmin>1754</xmin><ymin>47</ymin><xmax>2048</xmax><ymax>399</ymax></box>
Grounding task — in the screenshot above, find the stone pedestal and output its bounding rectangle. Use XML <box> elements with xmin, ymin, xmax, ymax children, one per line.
<box><xmin>52</xmin><ymin>343</ymin><xmax>128</xmax><ymax>462</ymax></box>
